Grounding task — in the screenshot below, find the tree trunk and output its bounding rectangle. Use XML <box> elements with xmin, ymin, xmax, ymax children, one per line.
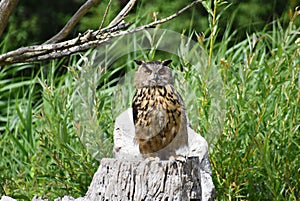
<box><xmin>85</xmin><ymin>157</ymin><xmax>203</xmax><ymax>201</ymax></box>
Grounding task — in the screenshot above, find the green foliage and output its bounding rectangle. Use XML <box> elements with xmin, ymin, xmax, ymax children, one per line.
<box><xmin>2</xmin><ymin>0</ymin><xmax>84</xmax><ymax>51</ymax></box>
<box><xmin>0</xmin><ymin>58</ymin><xmax>100</xmax><ymax>199</ymax></box>
<box><xmin>1</xmin><ymin>0</ymin><xmax>300</xmax><ymax>200</ymax></box>
<box><xmin>208</xmin><ymin>2</ymin><xmax>300</xmax><ymax>199</ymax></box>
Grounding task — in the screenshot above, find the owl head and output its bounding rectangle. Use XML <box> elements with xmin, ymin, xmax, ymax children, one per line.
<box><xmin>133</xmin><ymin>60</ymin><xmax>174</xmax><ymax>88</ymax></box>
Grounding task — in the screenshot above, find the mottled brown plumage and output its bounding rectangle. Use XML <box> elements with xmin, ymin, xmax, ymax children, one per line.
<box><xmin>132</xmin><ymin>60</ymin><xmax>188</xmax><ymax>159</ymax></box>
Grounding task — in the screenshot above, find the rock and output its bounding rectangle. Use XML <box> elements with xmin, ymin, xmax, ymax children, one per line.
<box><xmin>113</xmin><ymin>108</ymin><xmax>216</xmax><ymax>201</ymax></box>
<box><xmin>31</xmin><ymin>195</ymin><xmax>85</xmax><ymax>201</ymax></box>
<box><xmin>54</xmin><ymin>196</ymin><xmax>84</xmax><ymax>201</ymax></box>
<box><xmin>31</xmin><ymin>195</ymin><xmax>48</xmax><ymax>201</ymax></box>
<box><xmin>0</xmin><ymin>196</ymin><xmax>17</xmax><ymax>201</ymax></box>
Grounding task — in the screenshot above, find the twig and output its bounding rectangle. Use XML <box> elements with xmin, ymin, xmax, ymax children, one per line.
<box><xmin>44</xmin><ymin>0</ymin><xmax>101</xmax><ymax>44</ymax></box>
<box><xmin>107</xmin><ymin>0</ymin><xmax>137</xmax><ymax>28</ymax></box>
<box><xmin>0</xmin><ymin>0</ymin><xmax>202</xmax><ymax>66</ymax></box>
<box><xmin>99</xmin><ymin>0</ymin><xmax>113</xmax><ymax>30</ymax></box>
<box><xmin>133</xmin><ymin>0</ymin><xmax>201</xmax><ymax>31</ymax></box>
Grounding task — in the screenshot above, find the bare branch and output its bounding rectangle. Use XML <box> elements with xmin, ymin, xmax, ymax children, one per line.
<box><xmin>0</xmin><ymin>0</ymin><xmax>19</xmax><ymax>38</ymax></box>
<box><xmin>107</xmin><ymin>0</ymin><xmax>137</xmax><ymax>29</ymax></box>
<box><xmin>44</xmin><ymin>0</ymin><xmax>101</xmax><ymax>44</ymax></box>
<box><xmin>0</xmin><ymin>0</ymin><xmax>202</xmax><ymax>66</ymax></box>
<box><xmin>99</xmin><ymin>0</ymin><xmax>113</xmax><ymax>30</ymax></box>
<box><xmin>127</xmin><ymin>0</ymin><xmax>201</xmax><ymax>32</ymax></box>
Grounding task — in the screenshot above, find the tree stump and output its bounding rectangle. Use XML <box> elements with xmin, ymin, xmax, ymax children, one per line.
<box><xmin>85</xmin><ymin>158</ymin><xmax>202</xmax><ymax>201</ymax></box>
<box><xmin>82</xmin><ymin>108</ymin><xmax>215</xmax><ymax>201</ymax></box>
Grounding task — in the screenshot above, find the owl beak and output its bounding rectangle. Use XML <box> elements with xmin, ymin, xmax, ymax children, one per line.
<box><xmin>153</xmin><ymin>74</ymin><xmax>158</xmax><ymax>84</ymax></box>
<box><xmin>153</xmin><ymin>73</ymin><xmax>159</xmax><ymax>82</ymax></box>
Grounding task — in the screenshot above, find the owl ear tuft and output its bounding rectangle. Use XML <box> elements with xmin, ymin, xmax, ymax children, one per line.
<box><xmin>134</xmin><ymin>60</ymin><xmax>144</xmax><ymax>65</ymax></box>
<box><xmin>162</xmin><ymin>59</ymin><xmax>172</xmax><ymax>66</ymax></box>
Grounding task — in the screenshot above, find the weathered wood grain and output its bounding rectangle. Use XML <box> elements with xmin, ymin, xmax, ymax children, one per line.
<box><xmin>85</xmin><ymin>158</ymin><xmax>202</xmax><ymax>201</ymax></box>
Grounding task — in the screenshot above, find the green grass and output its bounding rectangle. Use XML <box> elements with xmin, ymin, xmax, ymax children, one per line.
<box><xmin>0</xmin><ymin>0</ymin><xmax>299</xmax><ymax>200</ymax></box>
<box><xmin>0</xmin><ymin>58</ymin><xmax>101</xmax><ymax>199</ymax></box>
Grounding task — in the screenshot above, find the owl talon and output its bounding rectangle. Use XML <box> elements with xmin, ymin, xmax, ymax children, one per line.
<box><xmin>169</xmin><ymin>155</ymin><xmax>186</xmax><ymax>163</ymax></box>
<box><xmin>145</xmin><ymin>156</ymin><xmax>160</xmax><ymax>163</ymax></box>
<box><xmin>168</xmin><ymin>155</ymin><xmax>176</xmax><ymax>163</ymax></box>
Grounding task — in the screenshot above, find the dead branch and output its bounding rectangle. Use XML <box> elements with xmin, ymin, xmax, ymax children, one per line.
<box><xmin>107</xmin><ymin>0</ymin><xmax>137</xmax><ymax>29</ymax></box>
<box><xmin>127</xmin><ymin>0</ymin><xmax>201</xmax><ymax>33</ymax></box>
<box><xmin>0</xmin><ymin>0</ymin><xmax>19</xmax><ymax>37</ymax></box>
<box><xmin>44</xmin><ymin>0</ymin><xmax>101</xmax><ymax>44</ymax></box>
<box><xmin>0</xmin><ymin>0</ymin><xmax>202</xmax><ymax>66</ymax></box>
<box><xmin>99</xmin><ymin>0</ymin><xmax>113</xmax><ymax>30</ymax></box>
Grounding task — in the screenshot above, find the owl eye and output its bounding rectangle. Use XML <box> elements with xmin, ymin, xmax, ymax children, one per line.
<box><xmin>158</xmin><ymin>69</ymin><xmax>165</xmax><ymax>75</ymax></box>
<box><xmin>145</xmin><ymin>70</ymin><xmax>152</xmax><ymax>75</ymax></box>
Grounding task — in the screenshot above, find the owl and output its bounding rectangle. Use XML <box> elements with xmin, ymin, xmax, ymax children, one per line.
<box><xmin>132</xmin><ymin>59</ymin><xmax>188</xmax><ymax>160</ymax></box>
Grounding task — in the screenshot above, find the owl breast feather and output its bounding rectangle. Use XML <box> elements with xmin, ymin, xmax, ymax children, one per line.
<box><xmin>132</xmin><ymin>84</ymin><xmax>183</xmax><ymax>153</ymax></box>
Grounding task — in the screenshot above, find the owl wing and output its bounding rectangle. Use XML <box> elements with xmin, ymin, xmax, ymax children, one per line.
<box><xmin>169</xmin><ymin>85</ymin><xmax>185</xmax><ymax>109</ymax></box>
<box><xmin>132</xmin><ymin>90</ymin><xmax>139</xmax><ymax>125</ymax></box>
